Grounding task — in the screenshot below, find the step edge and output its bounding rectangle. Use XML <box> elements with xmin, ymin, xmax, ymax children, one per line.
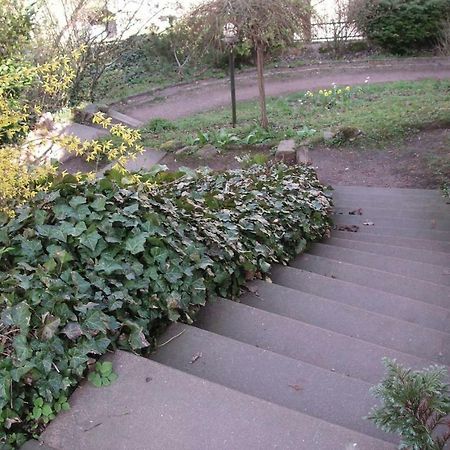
<box><xmin>246</xmin><ymin>280</ymin><xmax>450</xmax><ymax>338</ymax></box>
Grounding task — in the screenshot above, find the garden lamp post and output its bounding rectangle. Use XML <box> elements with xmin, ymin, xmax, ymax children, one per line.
<box><xmin>223</xmin><ymin>22</ymin><xmax>238</xmax><ymax>127</ymax></box>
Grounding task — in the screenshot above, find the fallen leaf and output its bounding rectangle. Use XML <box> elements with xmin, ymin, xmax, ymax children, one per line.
<box><xmin>337</xmin><ymin>225</ymin><xmax>359</xmax><ymax>233</ymax></box>
<box><xmin>189</xmin><ymin>352</ymin><xmax>203</xmax><ymax>364</ymax></box>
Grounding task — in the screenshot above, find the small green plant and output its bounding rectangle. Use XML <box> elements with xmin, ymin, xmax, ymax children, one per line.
<box><xmin>296</xmin><ymin>126</ymin><xmax>317</xmax><ymax>141</ymax></box>
<box><xmin>88</xmin><ymin>362</ymin><xmax>118</xmax><ymax>388</ymax></box>
<box><xmin>215</xmin><ymin>129</ymin><xmax>240</xmax><ymax>147</ymax></box>
<box><xmin>145</xmin><ymin>118</ymin><xmax>177</xmax><ymax>133</ymax></box>
<box><xmin>243</xmin><ymin>128</ymin><xmax>275</xmax><ymax>145</ymax></box>
<box><xmin>368</xmin><ymin>358</ymin><xmax>450</xmax><ymax>450</ymax></box>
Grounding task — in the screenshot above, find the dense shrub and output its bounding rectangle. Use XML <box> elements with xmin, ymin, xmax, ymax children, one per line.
<box><xmin>0</xmin><ymin>163</ymin><xmax>332</xmax><ymax>447</ymax></box>
<box><xmin>0</xmin><ymin>0</ymin><xmax>34</xmax><ymax>60</ymax></box>
<box><xmin>349</xmin><ymin>0</ymin><xmax>450</xmax><ymax>54</ymax></box>
<box><xmin>369</xmin><ymin>358</ymin><xmax>450</xmax><ymax>449</ymax></box>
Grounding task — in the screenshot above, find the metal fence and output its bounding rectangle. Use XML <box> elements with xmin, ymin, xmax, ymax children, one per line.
<box><xmin>311</xmin><ymin>21</ymin><xmax>363</xmax><ymax>43</ymax></box>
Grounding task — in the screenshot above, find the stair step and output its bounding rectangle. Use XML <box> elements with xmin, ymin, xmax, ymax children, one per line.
<box><xmin>331</xmin><ymin>187</ymin><xmax>448</xmax><ymax>207</ymax></box>
<box><xmin>323</xmin><ymin>236</ymin><xmax>450</xmax><ymax>267</ymax></box>
<box><xmin>333</xmin><ymin>213</ymin><xmax>450</xmax><ymax>232</ymax></box>
<box><xmin>152</xmin><ymin>323</ymin><xmax>394</xmax><ymax>443</ymax></box>
<box><xmin>241</xmin><ymin>280</ymin><xmax>450</xmax><ymax>363</ymax></box>
<box><xmin>331</xmin><ymin>193</ymin><xmax>447</xmax><ymax>210</ymax></box>
<box><xmin>308</xmin><ymin>243</ymin><xmax>450</xmax><ymax>285</ymax></box>
<box><xmin>194</xmin><ymin>298</ymin><xmax>441</xmax><ymax>384</ymax></box>
<box><xmin>333</xmin><ymin>223</ymin><xmax>450</xmax><ymax>241</ymax></box>
<box><xmin>333</xmin><ymin>186</ymin><xmax>444</xmax><ymax>199</ymax></box>
<box><xmin>290</xmin><ymin>254</ymin><xmax>450</xmax><ymax>308</ymax></box>
<box><xmin>334</xmin><ymin>205</ymin><xmax>449</xmax><ymax>221</ymax></box>
<box><xmin>41</xmin><ymin>351</ymin><xmax>396</xmax><ymax>450</ymax></box>
<box><xmin>330</xmin><ymin>230</ymin><xmax>450</xmax><ymax>253</ymax></box>
<box><xmin>269</xmin><ymin>265</ymin><xmax>450</xmax><ymax>332</ymax></box>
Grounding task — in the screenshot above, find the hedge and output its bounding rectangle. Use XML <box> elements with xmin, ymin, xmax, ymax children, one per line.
<box><xmin>349</xmin><ymin>0</ymin><xmax>450</xmax><ymax>54</ymax></box>
<box><xmin>0</xmin><ymin>163</ymin><xmax>332</xmax><ymax>447</ymax></box>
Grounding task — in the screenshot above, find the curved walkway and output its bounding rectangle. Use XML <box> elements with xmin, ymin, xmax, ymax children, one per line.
<box><xmin>115</xmin><ymin>57</ymin><xmax>450</xmax><ymax>124</ymax></box>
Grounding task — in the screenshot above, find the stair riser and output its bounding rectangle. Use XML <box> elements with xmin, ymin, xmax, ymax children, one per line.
<box><xmin>291</xmin><ymin>254</ymin><xmax>450</xmax><ymax>308</ymax></box>
<box><xmin>323</xmin><ymin>237</ymin><xmax>450</xmax><ymax>267</ymax></box>
<box><xmin>270</xmin><ymin>266</ymin><xmax>450</xmax><ymax>332</ymax></box>
<box><xmin>308</xmin><ymin>243</ymin><xmax>450</xmax><ymax>286</ymax></box>
<box><xmin>330</xmin><ymin>230</ymin><xmax>450</xmax><ymax>253</ymax></box>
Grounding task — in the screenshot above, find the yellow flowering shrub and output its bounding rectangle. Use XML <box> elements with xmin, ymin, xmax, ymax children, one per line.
<box><xmin>0</xmin><ymin>52</ymin><xmax>144</xmax><ymax>217</ymax></box>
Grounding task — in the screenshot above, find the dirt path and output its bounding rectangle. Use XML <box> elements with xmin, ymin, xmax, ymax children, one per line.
<box><xmin>117</xmin><ymin>57</ymin><xmax>450</xmax><ymax>123</ymax></box>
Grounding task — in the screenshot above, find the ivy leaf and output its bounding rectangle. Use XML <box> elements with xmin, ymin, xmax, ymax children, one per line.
<box><xmin>91</xmin><ymin>197</ymin><xmax>106</xmax><ymax>211</ymax></box>
<box><xmin>88</xmin><ymin>372</ymin><xmax>102</xmax><ymax>388</ymax></box>
<box><xmin>79</xmin><ymin>231</ymin><xmax>101</xmax><ymax>252</ymax></box>
<box><xmin>125</xmin><ymin>233</ymin><xmax>148</xmax><ymax>255</ymax></box>
<box><xmin>40</xmin><ymin>315</ymin><xmax>61</xmax><ymax>340</ymax></box>
<box><xmin>1</xmin><ymin>302</ymin><xmax>30</xmax><ymax>333</ymax></box>
<box><xmin>61</xmin><ymin>322</ymin><xmax>83</xmax><ymax>340</ymax></box>
<box><xmin>69</xmin><ymin>196</ymin><xmax>87</xmax><ymax>208</ymax></box>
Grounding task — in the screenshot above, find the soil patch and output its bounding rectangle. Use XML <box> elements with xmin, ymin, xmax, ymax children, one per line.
<box><xmin>160</xmin><ymin>128</ymin><xmax>450</xmax><ymax>189</ymax></box>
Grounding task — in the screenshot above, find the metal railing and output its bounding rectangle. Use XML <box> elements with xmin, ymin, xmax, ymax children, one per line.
<box><xmin>311</xmin><ymin>21</ymin><xmax>363</xmax><ymax>43</ymax></box>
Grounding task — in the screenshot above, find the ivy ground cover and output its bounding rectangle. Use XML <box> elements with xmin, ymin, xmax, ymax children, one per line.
<box><xmin>0</xmin><ymin>163</ymin><xmax>332</xmax><ymax>447</ymax></box>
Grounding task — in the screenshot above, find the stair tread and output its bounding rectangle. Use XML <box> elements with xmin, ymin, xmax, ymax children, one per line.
<box><xmin>152</xmin><ymin>323</ymin><xmax>393</xmax><ymax>442</ymax></box>
<box><xmin>323</xmin><ymin>236</ymin><xmax>450</xmax><ymax>267</ymax></box>
<box><xmin>241</xmin><ymin>280</ymin><xmax>450</xmax><ymax>362</ymax></box>
<box><xmin>42</xmin><ymin>351</ymin><xmax>396</xmax><ymax>450</ymax></box>
<box><xmin>330</xmin><ymin>230</ymin><xmax>450</xmax><ymax>253</ymax></box>
<box><xmin>334</xmin><ymin>205</ymin><xmax>449</xmax><ymax>220</ymax></box>
<box><xmin>333</xmin><ymin>213</ymin><xmax>450</xmax><ymax>231</ymax></box>
<box><xmin>290</xmin><ymin>253</ymin><xmax>450</xmax><ymax>308</ymax></box>
<box><xmin>195</xmin><ymin>298</ymin><xmax>443</xmax><ymax>384</ymax></box>
<box><xmin>269</xmin><ymin>265</ymin><xmax>450</xmax><ymax>331</ymax></box>
<box><xmin>308</xmin><ymin>242</ymin><xmax>450</xmax><ymax>285</ymax></box>
<box><xmin>333</xmin><ymin>186</ymin><xmax>444</xmax><ymax>197</ymax></box>
<box><xmin>333</xmin><ymin>223</ymin><xmax>450</xmax><ymax>241</ymax></box>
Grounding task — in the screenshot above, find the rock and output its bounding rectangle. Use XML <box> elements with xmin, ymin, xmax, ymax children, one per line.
<box><xmin>197</xmin><ymin>144</ymin><xmax>220</xmax><ymax>159</ymax></box>
<box><xmin>296</xmin><ymin>147</ymin><xmax>311</xmax><ymax>165</ymax></box>
<box><xmin>73</xmin><ymin>104</ymin><xmax>100</xmax><ymax>124</ymax></box>
<box><xmin>160</xmin><ymin>140</ymin><xmax>184</xmax><ymax>152</ymax></box>
<box><xmin>336</xmin><ymin>126</ymin><xmax>362</xmax><ymax>142</ymax></box>
<box><xmin>275</xmin><ymin>139</ymin><xmax>296</xmax><ymax>164</ymax></box>
<box><xmin>323</xmin><ymin>130</ymin><xmax>336</xmax><ymax>142</ymax></box>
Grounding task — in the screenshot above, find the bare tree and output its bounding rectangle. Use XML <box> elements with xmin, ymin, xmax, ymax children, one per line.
<box><xmin>35</xmin><ymin>0</ymin><xmax>176</xmax><ymax>102</ymax></box>
<box><xmin>183</xmin><ymin>0</ymin><xmax>311</xmax><ymax>128</ymax></box>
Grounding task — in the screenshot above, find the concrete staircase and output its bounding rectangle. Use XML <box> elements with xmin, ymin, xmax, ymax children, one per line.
<box><xmin>40</xmin><ymin>186</ymin><xmax>450</xmax><ymax>450</ymax></box>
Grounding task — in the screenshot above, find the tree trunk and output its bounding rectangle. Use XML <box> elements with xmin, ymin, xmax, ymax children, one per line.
<box><xmin>256</xmin><ymin>43</ymin><xmax>268</xmax><ymax>129</ymax></box>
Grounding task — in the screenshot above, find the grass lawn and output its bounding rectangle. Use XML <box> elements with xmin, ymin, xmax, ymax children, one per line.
<box><xmin>139</xmin><ymin>79</ymin><xmax>450</xmax><ymax>151</ymax></box>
